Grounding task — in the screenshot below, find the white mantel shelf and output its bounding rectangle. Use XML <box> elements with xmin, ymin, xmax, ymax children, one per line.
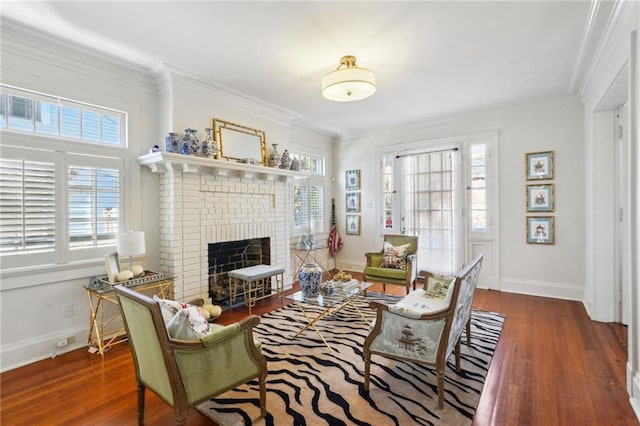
<box><xmin>138</xmin><ymin>152</ymin><xmax>310</xmax><ymax>181</ymax></box>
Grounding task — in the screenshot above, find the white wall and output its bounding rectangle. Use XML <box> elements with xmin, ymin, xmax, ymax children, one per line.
<box><xmin>0</xmin><ymin>25</ymin><xmax>334</xmax><ymax>371</ymax></box>
<box><xmin>578</xmin><ymin>0</ymin><xmax>639</xmax><ymax>418</ymax></box>
<box><xmin>334</xmin><ymin>96</ymin><xmax>586</xmax><ymax>302</ymax></box>
<box><xmin>0</xmin><ymin>23</ymin><xmax>158</xmax><ymax>371</ymax></box>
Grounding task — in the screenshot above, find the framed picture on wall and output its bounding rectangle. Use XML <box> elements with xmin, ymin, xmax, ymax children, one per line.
<box><xmin>526</xmin><ymin>216</ymin><xmax>555</xmax><ymax>245</ymax></box>
<box><xmin>526</xmin><ymin>184</ymin><xmax>555</xmax><ymax>212</ymax></box>
<box><xmin>525</xmin><ymin>151</ymin><xmax>554</xmax><ymax>180</ymax></box>
<box><xmin>346</xmin><ymin>192</ymin><xmax>361</xmax><ymax>213</ymax></box>
<box><xmin>346</xmin><ymin>169</ymin><xmax>361</xmax><ymax>190</ymax></box>
<box><xmin>346</xmin><ymin>214</ymin><xmax>361</xmax><ymax>235</ymax></box>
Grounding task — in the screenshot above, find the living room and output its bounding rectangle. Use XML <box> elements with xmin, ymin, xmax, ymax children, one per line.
<box><xmin>0</xmin><ymin>1</ymin><xmax>639</xmax><ymax>424</ymax></box>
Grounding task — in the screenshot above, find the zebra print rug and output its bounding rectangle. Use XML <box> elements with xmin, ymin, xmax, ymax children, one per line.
<box><xmin>196</xmin><ymin>293</ymin><xmax>505</xmax><ymax>425</ymax></box>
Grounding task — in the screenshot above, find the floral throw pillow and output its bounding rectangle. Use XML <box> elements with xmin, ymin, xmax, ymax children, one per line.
<box><xmin>424</xmin><ymin>274</ymin><xmax>456</xmax><ymax>305</ymax></box>
<box><xmin>380</xmin><ymin>242</ymin><xmax>411</xmax><ymax>270</ymax></box>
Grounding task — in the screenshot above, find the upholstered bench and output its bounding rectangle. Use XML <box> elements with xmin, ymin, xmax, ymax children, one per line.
<box><xmin>228</xmin><ymin>264</ymin><xmax>285</xmax><ymax>313</ymax></box>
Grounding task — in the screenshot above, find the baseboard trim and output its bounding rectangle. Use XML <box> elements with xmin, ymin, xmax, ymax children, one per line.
<box><xmin>629</xmin><ymin>367</ymin><xmax>640</xmax><ymax>422</ymax></box>
<box><xmin>1</xmin><ymin>326</ymin><xmax>86</xmax><ymax>373</ymax></box>
<box><xmin>499</xmin><ymin>277</ymin><xmax>584</xmax><ymax>301</ymax></box>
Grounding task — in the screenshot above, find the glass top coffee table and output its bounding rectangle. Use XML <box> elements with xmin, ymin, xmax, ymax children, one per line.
<box><xmin>286</xmin><ymin>281</ymin><xmax>373</xmax><ymax>352</ymax></box>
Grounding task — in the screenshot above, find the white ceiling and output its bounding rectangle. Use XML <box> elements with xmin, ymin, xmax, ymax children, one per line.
<box><xmin>2</xmin><ymin>1</ymin><xmax>594</xmax><ymax>137</ymax></box>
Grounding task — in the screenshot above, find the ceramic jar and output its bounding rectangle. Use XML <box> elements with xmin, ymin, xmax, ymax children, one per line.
<box><xmin>290</xmin><ymin>157</ymin><xmax>300</xmax><ymax>171</ymax></box>
<box><xmin>280</xmin><ymin>149</ymin><xmax>291</xmax><ymax>169</ymax></box>
<box><xmin>268</xmin><ymin>143</ymin><xmax>281</xmax><ymax>167</ymax></box>
<box><xmin>165</xmin><ymin>132</ymin><xmax>180</xmax><ymax>153</ymax></box>
<box><xmin>299</xmin><ymin>263</ymin><xmax>322</xmax><ymax>300</ymax></box>
<box><xmin>201</xmin><ymin>128</ymin><xmax>217</xmax><ymax>159</ymax></box>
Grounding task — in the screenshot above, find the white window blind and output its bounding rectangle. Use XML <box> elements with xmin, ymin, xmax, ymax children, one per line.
<box><xmin>68</xmin><ymin>165</ymin><xmax>120</xmax><ymax>249</ymax></box>
<box><xmin>293</xmin><ymin>185</ymin><xmax>309</xmax><ymax>229</ymax></box>
<box><xmin>0</xmin><ymin>158</ymin><xmax>55</xmax><ymax>253</ymax></box>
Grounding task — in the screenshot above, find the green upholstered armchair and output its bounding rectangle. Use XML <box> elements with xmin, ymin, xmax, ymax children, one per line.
<box><xmin>115</xmin><ymin>285</ymin><xmax>267</xmax><ymax>426</ymax></box>
<box><xmin>363</xmin><ymin>234</ymin><xmax>419</xmax><ymax>294</ymax></box>
<box><xmin>363</xmin><ymin>254</ymin><xmax>483</xmax><ymax>408</ymax></box>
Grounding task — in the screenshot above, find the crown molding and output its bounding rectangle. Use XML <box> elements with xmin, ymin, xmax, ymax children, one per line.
<box><xmin>337</xmin><ymin>95</ymin><xmax>582</xmax><ymax>145</ymax></box>
<box><xmin>578</xmin><ymin>0</ymin><xmax>637</xmax><ymax>101</ymax></box>
<box><xmin>0</xmin><ymin>18</ymin><xmax>156</xmax><ymax>94</ymax></box>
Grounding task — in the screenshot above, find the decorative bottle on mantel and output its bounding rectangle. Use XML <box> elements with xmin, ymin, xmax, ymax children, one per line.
<box><xmin>201</xmin><ymin>128</ymin><xmax>217</xmax><ymax>159</ymax></box>
<box><xmin>280</xmin><ymin>149</ymin><xmax>291</xmax><ymax>169</ymax></box>
<box><xmin>299</xmin><ymin>263</ymin><xmax>322</xmax><ymax>300</ymax></box>
<box><xmin>165</xmin><ymin>132</ymin><xmax>180</xmax><ymax>153</ymax></box>
<box><xmin>268</xmin><ymin>143</ymin><xmax>281</xmax><ymax>168</ymax></box>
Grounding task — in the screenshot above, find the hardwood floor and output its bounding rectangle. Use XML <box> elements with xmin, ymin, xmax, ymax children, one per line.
<box><xmin>1</xmin><ymin>280</ymin><xmax>637</xmax><ymax>425</ymax></box>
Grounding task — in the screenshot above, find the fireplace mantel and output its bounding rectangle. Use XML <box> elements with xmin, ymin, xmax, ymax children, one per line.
<box><xmin>138</xmin><ymin>151</ymin><xmax>310</xmax><ymax>181</ymax></box>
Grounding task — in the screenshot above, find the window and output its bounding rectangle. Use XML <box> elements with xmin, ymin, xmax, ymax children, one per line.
<box><xmin>0</xmin><ymin>157</ymin><xmax>55</xmax><ymax>254</ymax></box>
<box><xmin>469</xmin><ymin>144</ymin><xmax>487</xmax><ymax>233</ymax></box>
<box><xmin>291</xmin><ymin>152</ymin><xmax>325</xmax><ymax>233</ymax></box>
<box><xmin>382</xmin><ymin>153</ymin><xmax>395</xmax><ymax>230</ymax></box>
<box><xmin>0</xmin><ymin>85</ymin><xmax>126</xmax><ymax>146</ymax></box>
<box><xmin>0</xmin><ymin>85</ymin><xmax>127</xmax><ymax>269</ymax></box>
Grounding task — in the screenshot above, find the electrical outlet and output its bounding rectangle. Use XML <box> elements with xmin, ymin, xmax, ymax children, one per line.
<box><xmin>56</xmin><ymin>336</ymin><xmax>75</xmax><ymax>348</ymax></box>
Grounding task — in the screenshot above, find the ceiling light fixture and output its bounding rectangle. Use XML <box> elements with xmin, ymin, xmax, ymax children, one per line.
<box><xmin>322</xmin><ymin>55</ymin><xmax>376</xmax><ymax>102</ymax></box>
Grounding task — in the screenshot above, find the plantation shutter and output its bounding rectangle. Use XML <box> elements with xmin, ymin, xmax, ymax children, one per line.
<box><xmin>0</xmin><ymin>158</ymin><xmax>55</xmax><ymax>253</ymax></box>
<box><xmin>293</xmin><ymin>185</ymin><xmax>309</xmax><ymax>229</ymax></box>
<box><xmin>310</xmin><ymin>185</ymin><xmax>324</xmax><ymax>221</ymax></box>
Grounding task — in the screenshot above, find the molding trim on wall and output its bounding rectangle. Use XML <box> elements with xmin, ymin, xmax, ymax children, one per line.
<box><xmin>337</xmin><ymin>95</ymin><xmax>582</xmax><ymax>145</ymax></box>
<box><xmin>630</xmin><ymin>369</ymin><xmax>640</xmax><ymax>421</ymax></box>
<box><xmin>0</xmin><ymin>326</ymin><xmax>86</xmax><ymax>373</ymax></box>
<box><xmin>1</xmin><ymin>19</ymin><xmax>156</xmax><ymax>94</ymax></box>
<box><xmin>500</xmin><ymin>277</ymin><xmax>584</xmax><ymax>302</ymax></box>
<box><xmin>157</xmin><ymin>63</ymin><xmax>301</xmax><ymax>128</ymax></box>
<box><xmin>579</xmin><ymin>0</ymin><xmax>637</xmax><ymax>101</ymax></box>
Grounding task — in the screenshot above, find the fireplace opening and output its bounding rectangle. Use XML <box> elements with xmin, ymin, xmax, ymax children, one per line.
<box><xmin>208</xmin><ymin>237</ymin><xmax>271</xmax><ymax>308</ymax></box>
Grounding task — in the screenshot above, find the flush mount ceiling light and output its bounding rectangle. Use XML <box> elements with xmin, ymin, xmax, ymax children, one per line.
<box><xmin>322</xmin><ymin>55</ymin><xmax>376</xmax><ymax>102</ymax></box>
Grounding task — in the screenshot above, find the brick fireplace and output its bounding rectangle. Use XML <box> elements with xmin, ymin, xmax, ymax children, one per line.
<box><xmin>151</xmin><ymin>155</ymin><xmax>295</xmax><ymax>303</ymax></box>
<box><xmin>208</xmin><ymin>237</ymin><xmax>271</xmax><ymax>308</ymax></box>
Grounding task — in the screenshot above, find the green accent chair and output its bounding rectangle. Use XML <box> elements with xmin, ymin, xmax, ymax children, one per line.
<box><xmin>115</xmin><ymin>285</ymin><xmax>267</xmax><ymax>426</ymax></box>
<box><xmin>363</xmin><ymin>254</ymin><xmax>483</xmax><ymax>408</ymax></box>
<box><xmin>363</xmin><ymin>234</ymin><xmax>419</xmax><ymax>294</ymax></box>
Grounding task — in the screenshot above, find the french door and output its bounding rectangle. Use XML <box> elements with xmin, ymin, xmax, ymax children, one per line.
<box><xmin>399</xmin><ymin>148</ymin><xmax>462</xmax><ymax>275</ymax></box>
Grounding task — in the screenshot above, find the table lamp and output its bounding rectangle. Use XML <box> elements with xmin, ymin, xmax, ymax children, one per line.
<box><xmin>116</xmin><ymin>231</ymin><xmax>146</xmax><ymax>272</ymax></box>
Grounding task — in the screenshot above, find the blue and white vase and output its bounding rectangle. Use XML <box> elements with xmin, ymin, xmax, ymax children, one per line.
<box><xmin>299</xmin><ymin>263</ymin><xmax>322</xmax><ymax>300</ymax></box>
<box><xmin>165</xmin><ymin>132</ymin><xmax>180</xmax><ymax>153</ymax></box>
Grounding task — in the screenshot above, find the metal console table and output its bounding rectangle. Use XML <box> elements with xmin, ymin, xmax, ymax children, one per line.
<box><xmin>84</xmin><ymin>272</ymin><xmax>174</xmax><ymax>356</ymax></box>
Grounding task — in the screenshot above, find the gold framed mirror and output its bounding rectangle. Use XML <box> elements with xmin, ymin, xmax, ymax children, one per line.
<box><xmin>213</xmin><ymin>118</ymin><xmax>267</xmax><ymax>164</ymax></box>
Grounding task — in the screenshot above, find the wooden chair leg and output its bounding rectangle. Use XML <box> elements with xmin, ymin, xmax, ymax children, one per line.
<box><xmin>455</xmin><ymin>337</ymin><xmax>461</xmax><ymax>371</ymax></box>
<box><xmin>466</xmin><ymin>319</ymin><xmax>472</xmax><ymax>346</ymax></box>
<box><xmin>436</xmin><ymin>370</ymin><xmax>445</xmax><ymax>408</ymax></box>
<box><xmin>259</xmin><ymin>370</ymin><xmax>267</xmax><ymax>417</ymax></box>
<box><xmin>136</xmin><ymin>381</ymin><xmax>145</xmax><ymax>426</ymax></box>
<box><xmin>382</xmin><ymin>283</ymin><xmax>386</xmax><ymax>293</ymax></box>
<box><xmin>364</xmin><ymin>352</ymin><xmax>371</xmax><ymax>391</ymax></box>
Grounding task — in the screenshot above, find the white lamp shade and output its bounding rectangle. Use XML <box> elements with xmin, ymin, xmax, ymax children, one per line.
<box><xmin>116</xmin><ymin>231</ymin><xmax>146</xmax><ymax>257</ymax></box>
<box><xmin>322</xmin><ymin>67</ymin><xmax>376</xmax><ymax>102</ymax></box>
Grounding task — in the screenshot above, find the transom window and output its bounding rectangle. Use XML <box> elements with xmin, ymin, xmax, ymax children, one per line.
<box><xmin>0</xmin><ymin>85</ymin><xmax>125</xmax><ymax>146</ymax></box>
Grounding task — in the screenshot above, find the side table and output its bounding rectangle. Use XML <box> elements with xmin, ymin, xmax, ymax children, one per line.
<box><xmin>291</xmin><ymin>245</ymin><xmax>335</xmax><ymax>280</ymax></box>
<box><xmin>84</xmin><ymin>273</ymin><xmax>174</xmax><ymax>356</ymax></box>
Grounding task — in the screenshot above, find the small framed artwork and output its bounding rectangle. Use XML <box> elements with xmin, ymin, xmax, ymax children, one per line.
<box><xmin>346</xmin><ymin>169</ymin><xmax>361</xmax><ymax>191</ymax></box>
<box><xmin>526</xmin><ymin>184</ymin><xmax>555</xmax><ymax>212</ymax></box>
<box><xmin>104</xmin><ymin>252</ymin><xmax>121</xmax><ymax>283</ymax></box>
<box><xmin>346</xmin><ymin>192</ymin><xmax>361</xmax><ymax>213</ymax></box>
<box><xmin>346</xmin><ymin>214</ymin><xmax>361</xmax><ymax>235</ymax></box>
<box><xmin>526</xmin><ymin>216</ymin><xmax>555</xmax><ymax>245</ymax></box>
<box><xmin>526</xmin><ymin>151</ymin><xmax>554</xmax><ymax>180</ymax></box>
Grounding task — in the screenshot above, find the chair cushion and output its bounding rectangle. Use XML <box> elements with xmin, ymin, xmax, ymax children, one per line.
<box><xmin>389</xmin><ymin>289</ymin><xmax>448</xmax><ymax>318</ymax></box>
<box><xmin>380</xmin><ymin>241</ymin><xmax>411</xmax><ymax>270</ymax></box>
<box><xmin>425</xmin><ymin>274</ymin><xmax>456</xmax><ymax>305</ymax></box>
<box><xmin>365</xmin><ymin>266</ymin><xmax>408</xmax><ymax>281</ymax></box>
